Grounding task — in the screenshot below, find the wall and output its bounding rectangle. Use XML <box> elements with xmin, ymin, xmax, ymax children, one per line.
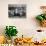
<box><xmin>0</xmin><ymin>0</ymin><xmax>46</xmax><ymax>39</ymax></box>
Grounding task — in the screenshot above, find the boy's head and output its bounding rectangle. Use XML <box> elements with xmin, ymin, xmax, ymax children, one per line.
<box><xmin>40</xmin><ymin>6</ymin><xmax>46</xmax><ymax>14</ymax></box>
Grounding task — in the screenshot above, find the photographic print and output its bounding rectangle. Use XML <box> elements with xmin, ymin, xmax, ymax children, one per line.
<box><xmin>8</xmin><ymin>4</ymin><xmax>26</xmax><ymax>18</ymax></box>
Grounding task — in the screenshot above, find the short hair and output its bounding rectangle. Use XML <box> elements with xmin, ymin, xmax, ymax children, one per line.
<box><xmin>40</xmin><ymin>6</ymin><xmax>46</xmax><ymax>9</ymax></box>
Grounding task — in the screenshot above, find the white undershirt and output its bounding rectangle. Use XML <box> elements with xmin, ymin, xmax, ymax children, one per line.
<box><xmin>33</xmin><ymin>31</ymin><xmax>46</xmax><ymax>42</ymax></box>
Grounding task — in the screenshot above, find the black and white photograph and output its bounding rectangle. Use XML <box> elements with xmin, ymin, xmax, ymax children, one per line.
<box><xmin>8</xmin><ymin>4</ymin><xmax>26</xmax><ymax>18</ymax></box>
